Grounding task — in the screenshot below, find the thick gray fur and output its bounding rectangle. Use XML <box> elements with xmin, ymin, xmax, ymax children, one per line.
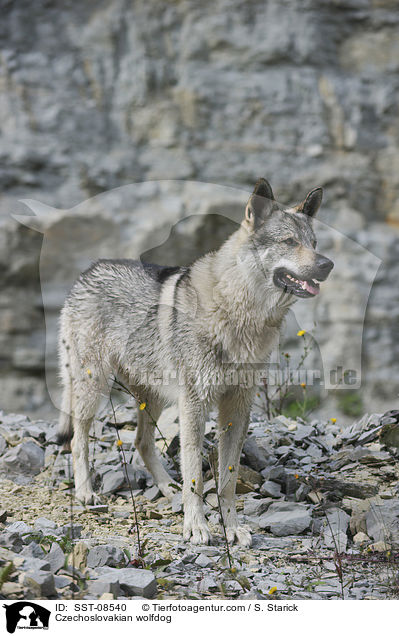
<box><xmin>58</xmin><ymin>179</ymin><xmax>333</xmax><ymax>546</ymax></box>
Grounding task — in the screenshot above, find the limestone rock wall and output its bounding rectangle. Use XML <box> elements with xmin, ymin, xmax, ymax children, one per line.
<box><xmin>0</xmin><ymin>0</ymin><xmax>398</xmax><ymax>414</ymax></box>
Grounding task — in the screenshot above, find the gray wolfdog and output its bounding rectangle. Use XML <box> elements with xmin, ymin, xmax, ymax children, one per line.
<box><xmin>57</xmin><ymin>179</ymin><xmax>333</xmax><ymax>546</ymax></box>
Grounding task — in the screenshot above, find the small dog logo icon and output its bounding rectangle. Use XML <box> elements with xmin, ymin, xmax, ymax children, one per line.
<box><xmin>3</xmin><ymin>602</ymin><xmax>50</xmax><ymax>633</ymax></box>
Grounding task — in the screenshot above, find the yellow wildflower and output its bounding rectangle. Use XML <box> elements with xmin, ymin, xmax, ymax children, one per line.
<box><xmin>191</xmin><ymin>478</ymin><xmax>196</xmax><ymax>484</ymax></box>
<box><xmin>116</xmin><ymin>439</ymin><xmax>123</xmax><ymax>448</ymax></box>
<box><xmin>86</xmin><ymin>369</ymin><xmax>92</xmax><ymax>377</ymax></box>
<box><xmin>269</xmin><ymin>586</ymin><xmax>277</xmax><ymax>595</ymax></box>
<box><xmin>300</xmin><ymin>382</ymin><xmax>306</xmax><ymax>388</ymax></box>
<box><xmin>297</xmin><ymin>329</ymin><xmax>306</xmax><ymax>337</ymax></box>
<box><xmin>227</xmin><ymin>422</ymin><xmax>233</xmax><ymax>428</ymax></box>
<box><xmin>330</xmin><ymin>417</ymin><xmax>337</xmax><ymax>423</ymax></box>
<box><xmin>228</xmin><ymin>465</ymin><xmax>233</xmax><ymax>472</ymax></box>
<box><xmin>139</xmin><ymin>402</ymin><xmax>146</xmax><ymax>411</ymax></box>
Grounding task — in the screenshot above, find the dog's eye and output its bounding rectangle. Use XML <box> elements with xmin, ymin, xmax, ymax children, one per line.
<box><xmin>284</xmin><ymin>237</ymin><xmax>298</xmax><ymax>246</ymax></box>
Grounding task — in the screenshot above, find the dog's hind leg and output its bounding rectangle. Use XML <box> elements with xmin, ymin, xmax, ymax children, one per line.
<box><xmin>70</xmin><ymin>365</ymin><xmax>108</xmax><ymax>505</ymax></box>
<box><xmin>135</xmin><ymin>396</ymin><xmax>177</xmax><ymax>499</ymax></box>
<box><xmin>218</xmin><ymin>388</ymin><xmax>253</xmax><ymax>547</ymax></box>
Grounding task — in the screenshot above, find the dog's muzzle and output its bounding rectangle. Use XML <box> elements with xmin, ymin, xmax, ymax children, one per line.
<box><xmin>273</xmin><ymin>256</ymin><xmax>334</xmax><ymax>298</ymax></box>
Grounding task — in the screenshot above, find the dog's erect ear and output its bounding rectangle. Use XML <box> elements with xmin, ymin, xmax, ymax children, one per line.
<box><xmin>245</xmin><ymin>178</ymin><xmax>275</xmax><ymax>228</ymax></box>
<box><xmin>298</xmin><ymin>187</ymin><xmax>323</xmax><ymax>217</ymax></box>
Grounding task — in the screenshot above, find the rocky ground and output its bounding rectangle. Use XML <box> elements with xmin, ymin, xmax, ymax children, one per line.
<box><xmin>0</xmin><ymin>406</ymin><xmax>399</xmax><ymax>601</ymax></box>
<box><xmin>2</xmin><ymin>0</ymin><xmax>399</xmax><ymax>417</ymax></box>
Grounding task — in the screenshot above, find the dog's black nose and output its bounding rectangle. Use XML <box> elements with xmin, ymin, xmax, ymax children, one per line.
<box><xmin>316</xmin><ymin>255</ymin><xmax>334</xmax><ymax>276</ymax></box>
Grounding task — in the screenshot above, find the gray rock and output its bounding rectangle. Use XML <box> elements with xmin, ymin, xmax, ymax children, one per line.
<box><xmin>23</xmin><ymin>570</ymin><xmax>56</xmax><ymax>597</ymax></box>
<box><xmin>21</xmin><ymin>421</ymin><xmax>47</xmax><ymax>442</ymax></box>
<box><xmin>171</xmin><ymin>492</ymin><xmax>183</xmax><ymax>513</ymax></box>
<box><xmin>100</xmin><ymin>464</ymin><xmax>146</xmax><ymax>494</ymax></box>
<box><xmin>144</xmin><ymin>485</ymin><xmax>161</xmax><ymax>501</ymax></box>
<box><xmin>113</xmin><ymin>510</ymin><xmax>130</xmax><ymax>519</ymax></box>
<box><xmin>87</xmin><ymin>504</ymin><xmax>109</xmax><ymax>514</ymax></box>
<box><xmin>53</xmin><ymin>524</ymin><xmax>82</xmax><ymax>540</ymax></box>
<box><xmin>197</xmin><ymin>575</ymin><xmax>218</xmax><ymax>592</ymax></box>
<box><xmin>275</xmin><ymin>446</ymin><xmax>292</xmax><ymax>458</ymax></box>
<box><xmin>179</xmin><ymin>552</ymin><xmax>198</xmax><ymax>564</ymax></box>
<box><xmin>322</xmin><ymin>508</ymin><xmax>350</xmax><ymax>551</ymax></box>
<box><xmin>225</xmin><ymin>579</ymin><xmax>242</xmax><ymax>592</ymax></box>
<box><xmin>306</xmin><ymin>476</ymin><xmax>379</xmax><ymax>500</ymax></box>
<box><xmin>261</xmin><ymin>465</ymin><xmax>287</xmax><ymax>483</ymax></box>
<box><xmin>20</xmin><ymin>542</ymin><xmax>45</xmax><ymax>559</ymax></box>
<box><xmin>0</xmin><ymin>1</ymin><xmax>398</xmax><ymax>417</ymax></box>
<box><xmin>242</xmin><ymin>437</ymin><xmax>270</xmax><ymax>471</ymax></box>
<box><xmin>251</xmin><ymin>534</ymin><xmax>298</xmax><ymax>550</ymax></box>
<box><xmin>54</xmin><ymin>575</ymin><xmax>71</xmax><ymax>589</ymax></box>
<box><xmin>294</xmin><ymin>424</ymin><xmax>314</xmax><ymax>442</ymax></box>
<box><xmin>101</xmin><ymin>469</ymin><xmax>125</xmax><ymax>495</ymax></box>
<box><xmin>379</xmin><ymin>419</ymin><xmax>399</xmax><ymax>449</ymax></box>
<box><xmin>195</xmin><ymin>553</ymin><xmax>212</xmax><ymax>568</ymax></box>
<box><xmin>294</xmin><ymin>483</ymin><xmax>311</xmax><ymax>502</ymax></box>
<box><xmin>366</xmin><ymin>500</ymin><xmax>399</xmax><ymax>543</ymax></box>
<box><xmin>0</xmin><ymin>441</ymin><xmax>44</xmax><ymax>475</ymax></box>
<box><xmin>194</xmin><ymin>546</ymin><xmax>221</xmax><ymax>557</ymax></box>
<box><xmin>20</xmin><ymin>556</ymin><xmax>51</xmax><ymax>572</ymax></box>
<box><xmin>87</xmin><ymin>573</ymin><xmax>122</xmax><ymax>597</ymax></box>
<box><xmin>124</xmin><ymin>465</ymin><xmax>148</xmax><ymax>490</ymax></box>
<box><xmin>34</xmin><ymin>517</ymin><xmax>58</xmax><ymax>533</ymax></box>
<box><xmin>0</xmin><ymin>531</ymin><xmax>24</xmax><ymax>552</ymax></box>
<box><xmin>259</xmin><ymin>501</ymin><xmax>312</xmax><ymax>536</ymax></box>
<box><xmin>6</xmin><ymin>521</ymin><xmax>34</xmax><ymax>537</ymax></box>
<box><xmin>96</xmin><ymin>566</ymin><xmax>157</xmax><ymax>598</ymax></box>
<box><xmin>243</xmin><ymin>496</ymin><xmax>273</xmax><ymax>517</ymax></box>
<box><xmin>87</xmin><ymin>545</ymin><xmax>126</xmax><ymax>569</ymax></box>
<box><xmin>260</xmin><ymin>480</ymin><xmax>282</xmax><ymax>498</ymax></box>
<box><xmin>43</xmin><ymin>542</ymin><xmax>66</xmax><ymax>573</ymax></box>
<box><xmin>0</xmin><ymin>414</ymin><xmax>31</xmax><ymax>427</ymax></box>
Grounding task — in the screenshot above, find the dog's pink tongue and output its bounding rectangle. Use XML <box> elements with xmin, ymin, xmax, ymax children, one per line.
<box><xmin>303</xmin><ymin>280</ymin><xmax>320</xmax><ymax>296</ymax></box>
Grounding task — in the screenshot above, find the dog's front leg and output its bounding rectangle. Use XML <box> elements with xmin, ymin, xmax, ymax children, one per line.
<box><xmin>179</xmin><ymin>393</ymin><xmax>211</xmax><ymax>545</ymax></box>
<box><xmin>218</xmin><ymin>389</ymin><xmax>253</xmax><ymax>547</ymax></box>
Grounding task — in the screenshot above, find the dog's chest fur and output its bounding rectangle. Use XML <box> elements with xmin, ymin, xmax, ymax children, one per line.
<box><xmin>202</xmin><ymin>291</ymin><xmax>282</xmax><ymax>365</ymax></box>
<box><xmin>189</xmin><ymin>242</ymin><xmax>288</xmax><ymax>367</ymax></box>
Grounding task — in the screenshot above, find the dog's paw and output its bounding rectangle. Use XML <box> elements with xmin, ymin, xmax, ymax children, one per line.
<box><xmin>183</xmin><ymin>520</ymin><xmax>212</xmax><ymax>545</ymax></box>
<box><xmin>226</xmin><ymin>524</ymin><xmax>252</xmax><ymax>547</ymax></box>
<box><xmin>75</xmin><ymin>488</ymin><xmax>100</xmax><ymax>506</ymax></box>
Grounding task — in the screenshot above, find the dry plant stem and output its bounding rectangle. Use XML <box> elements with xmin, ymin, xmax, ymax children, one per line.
<box><xmin>315</xmin><ymin>491</ymin><xmax>345</xmax><ymax>599</ymax></box>
<box><xmin>262</xmin><ymin>379</ymin><xmax>272</xmax><ymax>420</ymax></box>
<box><xmin>208</xmin><ymin>449</ymin><xmax>233</xmax><ymax>569</ymax></box>
<box><xmin>265</xmin><ymin>335</ymin><xmax>312</xmax><ymax>417</ymax></box>
<box><xmin>109</xmin><ymin>392</ymin><xmax>143</xmax><ymax>560</ymax></box>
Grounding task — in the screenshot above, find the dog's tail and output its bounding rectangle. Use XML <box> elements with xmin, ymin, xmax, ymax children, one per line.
<box><xmin>57</xmin><ymin>409</ymin><xmax>73</xmax><ymax>448</ymax></box>
<box><xmin>56</xmin><ymin>317</ymin><xmax>74</xmax><ymax>449</ymax></box>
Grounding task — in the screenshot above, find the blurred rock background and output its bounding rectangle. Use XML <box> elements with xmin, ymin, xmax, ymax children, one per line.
<box><xmin>0</xmin><ymin>0</ymin><xmax>398</xmax><ymax>418</ymax></box>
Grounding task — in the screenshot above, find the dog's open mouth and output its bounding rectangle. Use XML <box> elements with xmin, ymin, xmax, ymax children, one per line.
<box><xmin>273</xmin><ymin>268</ymin><xmax>321</xmax><ymax>298</ymax></box>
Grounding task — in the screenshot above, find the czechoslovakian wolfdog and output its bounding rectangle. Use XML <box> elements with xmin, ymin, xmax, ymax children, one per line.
<box><xmin>57</xmin><ymin>179</ymin><xmax>333</xmax><ymax>546</ymax></box>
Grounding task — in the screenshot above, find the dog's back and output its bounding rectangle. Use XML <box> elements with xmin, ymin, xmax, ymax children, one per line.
<box><xmin>60</xmin><ymin>258</ymin><xmax>184</xmax><ymax>374</ymax></box>
<box><xmin>58</xmin><ymin>259</ymin><xmax>180</xmax><ymax>437</ymax></box>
